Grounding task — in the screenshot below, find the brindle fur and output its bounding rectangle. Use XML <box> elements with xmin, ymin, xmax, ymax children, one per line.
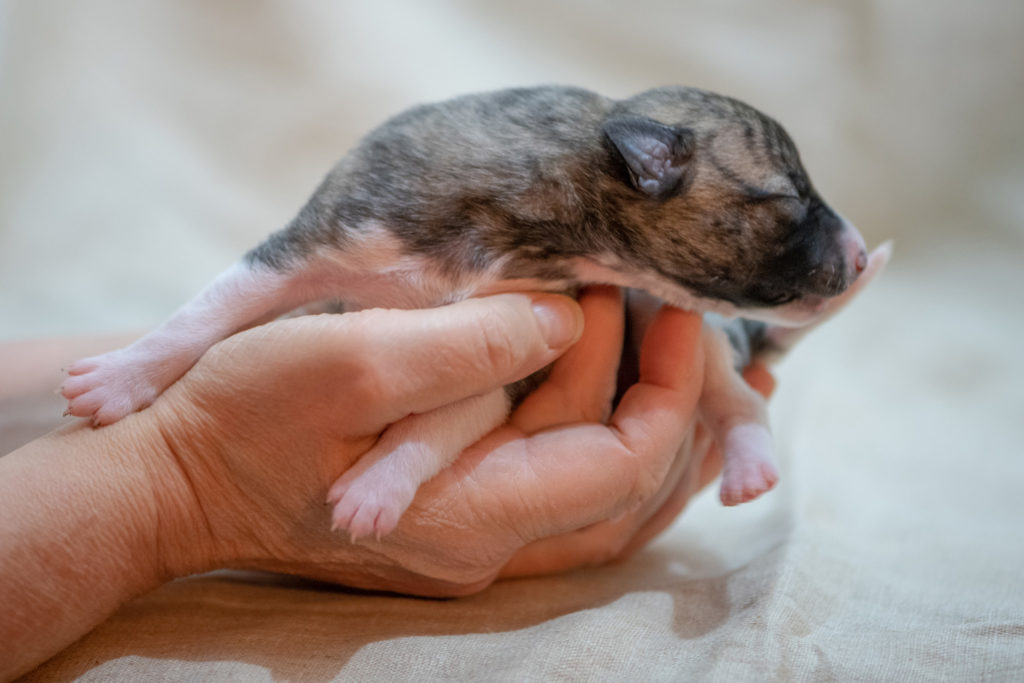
<box><xmin>248</xmin><ymin>86</ymin><xmax>848</xmax><ymax>312</ymax></box>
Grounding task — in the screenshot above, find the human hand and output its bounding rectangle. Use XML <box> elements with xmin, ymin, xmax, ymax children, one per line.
<box><xmin>0</xmin><ymin>288</ymin><xmax>776</xmax><ymax>677</ymax></box>
<box><xmin>140</xmin><ymin>287</ymin><xmax>757</xmax><ymax>596</ymax></box>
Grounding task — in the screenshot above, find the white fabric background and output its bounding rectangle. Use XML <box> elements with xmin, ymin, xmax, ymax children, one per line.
<box><xmin>2</xmin><ymin>0</ymin><xmax>1022</xmax><ymax>680</ymax></box>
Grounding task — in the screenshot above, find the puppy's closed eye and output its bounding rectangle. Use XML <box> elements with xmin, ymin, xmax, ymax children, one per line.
<box><xmin>744</xmin><ymin>192</ymin><xmax>807</xmax><ymax>223</ymax></box>
<box><xmin>772</xmin><ymin>195</ymin><xmax>808</xmax><ymax>223</ymax></box>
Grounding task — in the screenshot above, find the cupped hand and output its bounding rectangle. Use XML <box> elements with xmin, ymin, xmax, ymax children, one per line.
<box><xmin>148</xmin><ymin>288</ymin><xmax>765</xmax><ymax>596</ymax></box>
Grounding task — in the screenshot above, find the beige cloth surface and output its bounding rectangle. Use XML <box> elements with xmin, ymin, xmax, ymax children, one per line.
<box><xmin>2</xmin><ymin>1</ymin><xmax>1023</xmax><ymax>680</ymax></box>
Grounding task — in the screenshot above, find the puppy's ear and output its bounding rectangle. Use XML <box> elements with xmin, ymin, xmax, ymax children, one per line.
<box><xmin>604</xmin><ymin>117</ymin><xmax>695</xmax><ymax>198</ymax></box>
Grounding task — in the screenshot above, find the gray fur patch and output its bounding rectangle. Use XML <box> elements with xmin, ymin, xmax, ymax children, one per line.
<box><xmin>247</xmin><ymin>85</ymin><xmax>858</xmax><ymax>321</ymax></box>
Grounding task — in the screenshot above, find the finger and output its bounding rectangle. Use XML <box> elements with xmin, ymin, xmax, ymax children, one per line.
<box><xmin>614</xmin><ymin>427</ymin><xmax>717</xmax><ymax>561</ymax></box>
<box><xmin>471</xmin><ymin>305</ymin><xmax>704</xmax><ymax>549</ymax></box>
<box><xmin>613</xmin><ymin>314</ymin><xmax>753</xmax><ymax>542</ymax></box>
<box><xmin>635</xmin><ymin>362</ymin><xmax>775</xmax><ymax>533</ymax></box>
<box><xmin>742</xmin><ymin>362</ymin><xmax>776</xmax><ymax>399</ymax></box>
<box><xmin>335</xmin><ymin>293</ymin><xmax>584</xmax><ymax>431</ymax></box>
<box><xmin>510</xmin><ymin>286</ymin><xmax>625</xmax><ymax>431</ymax></box>
<box><xmin>625</xmin><ymin>362</ymin><xmax>774</xmax><ymax>531</ymax></box>
<box><xmin>501</xmin><ymin>426</ymin><xmax>705</xmax><ymax>578</ymax></box>
<box><xmin>499</xmin><ymin>521</ymin><xmax>628</xmax><ymax>578</ymax></box>
<box><xmin>608</xmin><ymin>305</ymin><xmax>704</xmax><ymax>460</ymax></box>
<box><xmin>505</xmin><ymin>354</ymin><xmax>779</xmax><ymax>575</ymax></box>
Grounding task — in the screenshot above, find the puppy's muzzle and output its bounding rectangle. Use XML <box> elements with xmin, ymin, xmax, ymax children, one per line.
<box><xmin>812</xmin><ymin>216</ymin><xmax>868</xmax><ymax>297</ymax></box>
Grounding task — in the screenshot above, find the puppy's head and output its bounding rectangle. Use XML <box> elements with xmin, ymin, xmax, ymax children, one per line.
<box><xmin>604</xmin><ymin>87</ymin><xmax>866</xmax><ymax>325</ymax></box>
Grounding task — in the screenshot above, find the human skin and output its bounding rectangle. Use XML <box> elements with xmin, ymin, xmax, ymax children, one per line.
<box><xmin>0</xmin><ymin>287</ymin><xmax>772</xmax><ymax>679</ymax></box>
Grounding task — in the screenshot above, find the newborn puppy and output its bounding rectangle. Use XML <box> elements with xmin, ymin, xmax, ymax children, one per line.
<box><xmin>62</xmin><ymin>86</ymin><xmax>870</xmax><ymax>540</ymax></box>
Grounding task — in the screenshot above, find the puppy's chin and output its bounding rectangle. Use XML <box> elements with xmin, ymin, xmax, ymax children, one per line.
<box><xmin>739</xmin><ymin>295</ymin><xmax>830</xmax><ymax>327</ymax></box>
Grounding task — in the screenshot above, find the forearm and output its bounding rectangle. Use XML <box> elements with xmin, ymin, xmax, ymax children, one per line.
<box><xmin>0</xmin><ymin>420</ymin><xmax>194</xmax><ymax>679</ymax></box>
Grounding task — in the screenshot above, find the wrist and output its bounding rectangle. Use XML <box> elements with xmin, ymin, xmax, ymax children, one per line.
<box><xmin>135</xmin><ymin>401</ymin><xmax>227</xmax><ymax>580</ymax></box>
<box><xmin>32</xmin><ymin>410</ymin><xmax>222</xmax><ymax>584</ymax></box>
<box><xmin>55</xmin><ymin>417</ymin><xmax>210</xmax><ymax>584</ymax></box>
<box><xmin>0</xmin><ymin>417</ymin><xmax>203</xmax><ymax>678</ymax></box>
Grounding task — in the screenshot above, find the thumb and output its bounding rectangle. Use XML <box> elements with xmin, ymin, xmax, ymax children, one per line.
<box><xmin>338</xmin><ymin>293</ymin><xmax>584</xmax><ymax>430</ymax></box>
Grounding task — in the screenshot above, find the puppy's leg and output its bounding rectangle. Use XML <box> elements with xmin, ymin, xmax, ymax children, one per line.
<box><xmin>327</xmin><ymin>388</ymin><xmax>511</xmax><ymax>541</ymax></box>
<box><xmin>61</xmin><ymin>261</ymin><xmax>323</xmax><ymax>425</ymax></box>
<box><xmin>699</xmin><ymin>324</ymin><xmax>778</xmax><ymax>506</ymax></box>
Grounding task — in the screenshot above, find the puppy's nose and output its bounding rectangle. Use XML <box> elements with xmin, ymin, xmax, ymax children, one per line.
<box><xmin>854</xmin><ymin>247</ymin><xmax>868</xmax><ymax>273</ymax></box>
<box><xmin>839</xmin><ymin>216</ymin><xmax>868</xmax><ymax>282</ymax></box>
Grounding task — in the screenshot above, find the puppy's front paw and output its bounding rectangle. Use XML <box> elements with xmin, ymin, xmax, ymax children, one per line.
<box><xmin>719</xmin><ymin>423</ymin><xmax>779</xmax><ymax>506</ymax></box>
<box><xmin>327</xmin><ymin>458</ymin><xmax>420</xmax><ymax>542</ymax></box>
<box><xmin>324</xmin><ymin>394</ymin><xmax>506</xmax><ymax>541</ymax></box>
<box><xmin>61</xmin><ymin>349</ymin><xmax>163</xmax><ymax>426</ymax></box>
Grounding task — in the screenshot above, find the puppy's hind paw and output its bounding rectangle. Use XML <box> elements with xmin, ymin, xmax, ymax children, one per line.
<box><xmin>330</xmin><ymin>496</ymin><xmax>403</xmax><ymax>543</ymax></box>
<box><xmin>329</xmin><ymin>488</ymin><xmax>408</xmax><ymax>543</ymax></box>
<box><xmin>327</xmin><ymin>462</ymin><xmax>420</xmax><ymax>543</ymax></box>
<box><xmin>60</xmin><ymin>350</ymin><xmax>161</xmax><ymax>426</ymax></box>
<box><xmin>719</xmin><ymin>460</ymin><xmax>779</xmax><ymax>506</ymax></box>
<box><xmin>718</xmin><ymin>423</ymin><xmax>779</xmax><ymax>506</ymax></box>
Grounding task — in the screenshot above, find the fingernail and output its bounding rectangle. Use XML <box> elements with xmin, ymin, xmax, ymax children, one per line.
<box><xmin>531</xmin><ymin>295</ymin><xmax>584</xmax><ymax>348</ymax></box>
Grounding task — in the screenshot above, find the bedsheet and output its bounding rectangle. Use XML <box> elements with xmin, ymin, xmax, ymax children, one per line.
<box><xmin>2</xmin><ymin>1</ymin><xmax>1022</xmax><ymax>679</ymax></box>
